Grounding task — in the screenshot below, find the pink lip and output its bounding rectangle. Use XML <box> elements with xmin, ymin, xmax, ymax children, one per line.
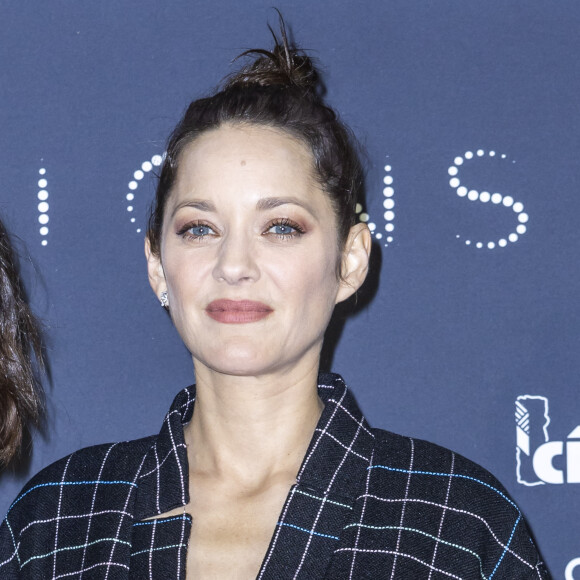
<box><xmin>206</xmin><ymin>299</ymin><xmax>273</xmax><ymax>324</ymax></box>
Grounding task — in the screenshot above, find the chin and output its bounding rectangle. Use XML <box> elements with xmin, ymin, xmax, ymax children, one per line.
<box><xmin>206</xmin><ymin>360</ymin><xmax>278</xmax><ymax>379</ymax></box>
<box><xmin>199</xmin><ymin>342</ymin><xmax>275</xmax><ymax>377</ymax></box>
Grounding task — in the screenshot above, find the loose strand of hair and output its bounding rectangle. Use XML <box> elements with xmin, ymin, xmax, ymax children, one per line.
<box><xmin>0</xmin><ymin>223</ymin><xmax>44</xmax><ymax>467</ymax></box>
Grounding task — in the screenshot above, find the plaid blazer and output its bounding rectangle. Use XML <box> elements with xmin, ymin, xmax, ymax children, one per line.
<box><xmin>0</xmin><ymin>373</ymin><xmax>550</xmax><ymax>579</ymax></box>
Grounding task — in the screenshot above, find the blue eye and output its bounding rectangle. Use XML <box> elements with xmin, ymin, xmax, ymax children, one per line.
<box><xmin>265</xmin><ymin>219</ymin><xmax>304</xmax><ymax>238</ymax></box>
<box><xmin>188</xmin><ymin>224</ymin><xmax>214</xmax><ymax>237</ymax></box>
<box><xmin>177</xmin><ymin>222</ymin><xmax>217</xmax><ymax>240</ymax></box>
<box><xmin>269</xmin><ymin>223</ymin><xmax>296</xmax><ymax>235</ymax></box>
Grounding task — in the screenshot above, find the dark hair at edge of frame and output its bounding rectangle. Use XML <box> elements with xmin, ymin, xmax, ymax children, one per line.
<box><xmin>147</xmin><ymin>16</ymin><xmax>365</xmax><ymax>263</ymax></box>
<box><xmin>0</xmin><ymin>220</ymin><xmax>44</xmax><ymax>467</ymax></box>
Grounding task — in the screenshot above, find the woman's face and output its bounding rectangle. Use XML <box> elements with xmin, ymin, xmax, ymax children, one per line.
<box><xmin>147</xmin><ymin>123</ymin><xmax>363</xmax><ymax>379</ymax></box>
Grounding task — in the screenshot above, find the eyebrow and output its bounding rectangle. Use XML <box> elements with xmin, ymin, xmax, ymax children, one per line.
<box><xmin>256</xmin><ymin>197</ymin><xmax>317</xmax><ymax>216</ymax></box>
<box><xmin>171</xmin><ymin>196</ymin><xmax>318</xmax><ymax>218</ymax></box>
<box><xmin>170</xmin><ymin>200</ymin><xmax>216</xmax><ymax>218</ymax></box>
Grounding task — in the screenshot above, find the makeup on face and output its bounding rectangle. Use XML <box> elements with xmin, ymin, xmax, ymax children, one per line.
<box><xmin>206</xmin><ymin>299</ymin><xmax>273</xmax><ymax>324</ymax></box>
<box><xmin>155</xmin><ymin>124</ymin><xmax>342</xmax><ymax>377</ymax></box>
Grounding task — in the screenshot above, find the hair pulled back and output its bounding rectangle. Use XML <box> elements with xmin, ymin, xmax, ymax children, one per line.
<box><xmin>0</xmin><ymin>220</ymin><xmax>43</xmax><ymax>467</ymax></box>
<box><xmin>147</xmin><ymin>17</ymin><xmax>364</xmax><ymax>255</ymax></box>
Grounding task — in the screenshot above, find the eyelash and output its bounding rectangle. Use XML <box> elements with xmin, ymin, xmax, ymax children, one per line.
<box><xmin>264</xmin><ymin>218</ymin><xmax>305</xmax><ymax>240</ymax></box>
<box><xmin>177</xmin><ymin>220</ymin><xmax>217</xmax><ymax>241</ymax></box>
<box><xmin>176</xmin><ymin>218</ymin><xmax>306</xmax><ymax>242</ymax></box>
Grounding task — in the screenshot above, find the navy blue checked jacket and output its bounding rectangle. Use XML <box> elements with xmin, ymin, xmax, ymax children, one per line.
<box><xmin>0</xmin><ymin>373</ymin><xmax>550</xmax><ymax>578</ymax></box>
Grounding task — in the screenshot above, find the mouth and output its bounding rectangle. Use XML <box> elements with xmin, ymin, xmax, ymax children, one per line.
<box><xmin>206</xmin><ymin>299</ymin><xmax>273</xmax><ymax>324</ymax></box>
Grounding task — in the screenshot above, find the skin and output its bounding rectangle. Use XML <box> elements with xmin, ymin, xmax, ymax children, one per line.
<box><xmin>146</xmin><ymin>123</ymin><xmax>371</xmax><ymax>579</ymax></box>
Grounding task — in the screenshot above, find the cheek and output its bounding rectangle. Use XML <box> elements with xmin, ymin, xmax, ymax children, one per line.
<box><xmin>162</xmin><ymin>250</ymin><xmax>210</xmax><ymax>306</ymax></box>
<box><xmin>270</xmin><ymin>247</ymin><xmax>339</xmax><ymax>307</ymax></box>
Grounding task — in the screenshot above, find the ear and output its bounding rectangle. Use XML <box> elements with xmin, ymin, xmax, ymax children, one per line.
<box><xmin>145</xmin><ymin>237</ymin><xmax>167</xmax><ymax>299</ymax></box>
<box><xmin>336</xmin><ymin>222</ymin><xmax>372</xmax><ymax>304</ymax></box>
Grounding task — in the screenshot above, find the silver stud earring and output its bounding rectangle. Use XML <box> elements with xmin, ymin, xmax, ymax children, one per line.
<box><xmin>159</xmin><ymin>291</ymin><xmax>169</xmax><ymax>309</ymax></box>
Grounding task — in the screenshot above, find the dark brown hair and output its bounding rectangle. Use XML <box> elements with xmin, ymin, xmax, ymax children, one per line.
<box><xmin>147</xmin><ymin>17</ymin><xmax>364</xmax><ymax>255</ymax></box>
<box><xmin>0</xmin><ymin>220</ymin><xmax>43</xmax><ymax>467</ymax></box>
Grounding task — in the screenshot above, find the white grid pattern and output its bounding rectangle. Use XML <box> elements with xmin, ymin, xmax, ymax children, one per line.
<box><xmin>0</xmin><ymin>375</ymin><xmax>550</xmax><ymax>579</ymax></box>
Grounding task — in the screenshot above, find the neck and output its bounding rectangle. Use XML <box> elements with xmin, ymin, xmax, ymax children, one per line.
<box><xmin>184</xmin><ymin>361</ymin><xmax>324</xmax><ymax>485</ymax></box>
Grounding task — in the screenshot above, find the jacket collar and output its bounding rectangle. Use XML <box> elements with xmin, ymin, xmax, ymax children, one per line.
<box><xmin>134</xmin><ymin>372</ymin><xmax>375</xmax><ymax>530</ymax></box>
<box><xmin>134</xmin><ymin>385</ymin><xmax>195</xmax><ymax>520</ymax></box>
<box><xmin>295</xmin><ymin>372</ymin><xmax>375</xmax><ymax>497</ymax></box>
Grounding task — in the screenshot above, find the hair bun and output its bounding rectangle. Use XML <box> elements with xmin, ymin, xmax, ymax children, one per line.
<box><xmin>224</xmin><ymin>18</ymin><xmax>320</xmax><ymax>94</ymax></box>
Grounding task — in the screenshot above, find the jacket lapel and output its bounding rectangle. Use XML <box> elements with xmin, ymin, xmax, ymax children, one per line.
<box><xmin>133</xmin><ymin>386</ymin><xmax>196</xmax><ymax>520</ymax></box>
<box><xmin>257</xmin><ymin>373</ymin><xmax>375</xmax><ymax>579</ymax></box>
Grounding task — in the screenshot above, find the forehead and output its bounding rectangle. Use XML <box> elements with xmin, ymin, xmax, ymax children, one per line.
<box><xmin>171</xmin><ymin>123</ymin><xmax>322</xmax><ymax>200</ymax></box>
<box><xmin>186</xmin><ymin>123</ymin><xmax>313</xmax><ymax>161</ymax></box>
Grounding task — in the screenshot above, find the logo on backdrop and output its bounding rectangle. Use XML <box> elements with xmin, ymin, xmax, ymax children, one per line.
<box><xmin>515</xmin><ymin>395</ymin><xmax>580</xmax><ymax>485</ymax></box>
<box><xmin>28</xmin><ymin>149</ymin><xmax>530</xmax><ymax>251</ymax></box>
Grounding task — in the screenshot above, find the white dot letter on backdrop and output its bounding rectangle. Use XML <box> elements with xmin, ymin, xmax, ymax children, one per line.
<box><xmin>566</xmin><ymin>557</ymin><xmax>580</xmax><ymax>580</ymax></box>
<box><xmin>355</xmin><ymin>157</ymin><xmax>395</xmax><ymax>247</ymax></box>
<box><xmin>381</xmin><ymin>160</ymin><xmax>395</xmax><ymax>246</ymax></box>
<box><xmin>125</xmin><ymin>154</ymin><xmax>164</xmax><ymax>234</ymax></box>
<box><xmin>37</xmin><ymin>166</ymin><xmax>49</xmax><ymax>246</ymax></box>
<box><xmin>449</xmin><ymin>150</ymin><xmax>528</xmax><ymax>249</ymax></box>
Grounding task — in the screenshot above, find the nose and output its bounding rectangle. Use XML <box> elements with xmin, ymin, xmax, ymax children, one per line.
<box><xmin>212</xmin><ymin>232</ymin><xmax>260</xmax><ymax>285</ymax></box>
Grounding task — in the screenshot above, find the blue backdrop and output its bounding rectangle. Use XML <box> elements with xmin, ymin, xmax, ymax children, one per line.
<box><xmin>1</xmin><ymin>2</ymin><xmax>578</xmax><ymax>577</ymax></box>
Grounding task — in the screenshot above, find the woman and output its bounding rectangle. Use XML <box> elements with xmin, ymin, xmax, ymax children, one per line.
<box><xmin>0</xmin><ymin>219</ymin><xmax>43</xmax><ymax>469</ymax></box>
<box><xmin>0</xmin><ymin>22</ymin><xmax>549</xmax><ymax>579</ymax></box>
